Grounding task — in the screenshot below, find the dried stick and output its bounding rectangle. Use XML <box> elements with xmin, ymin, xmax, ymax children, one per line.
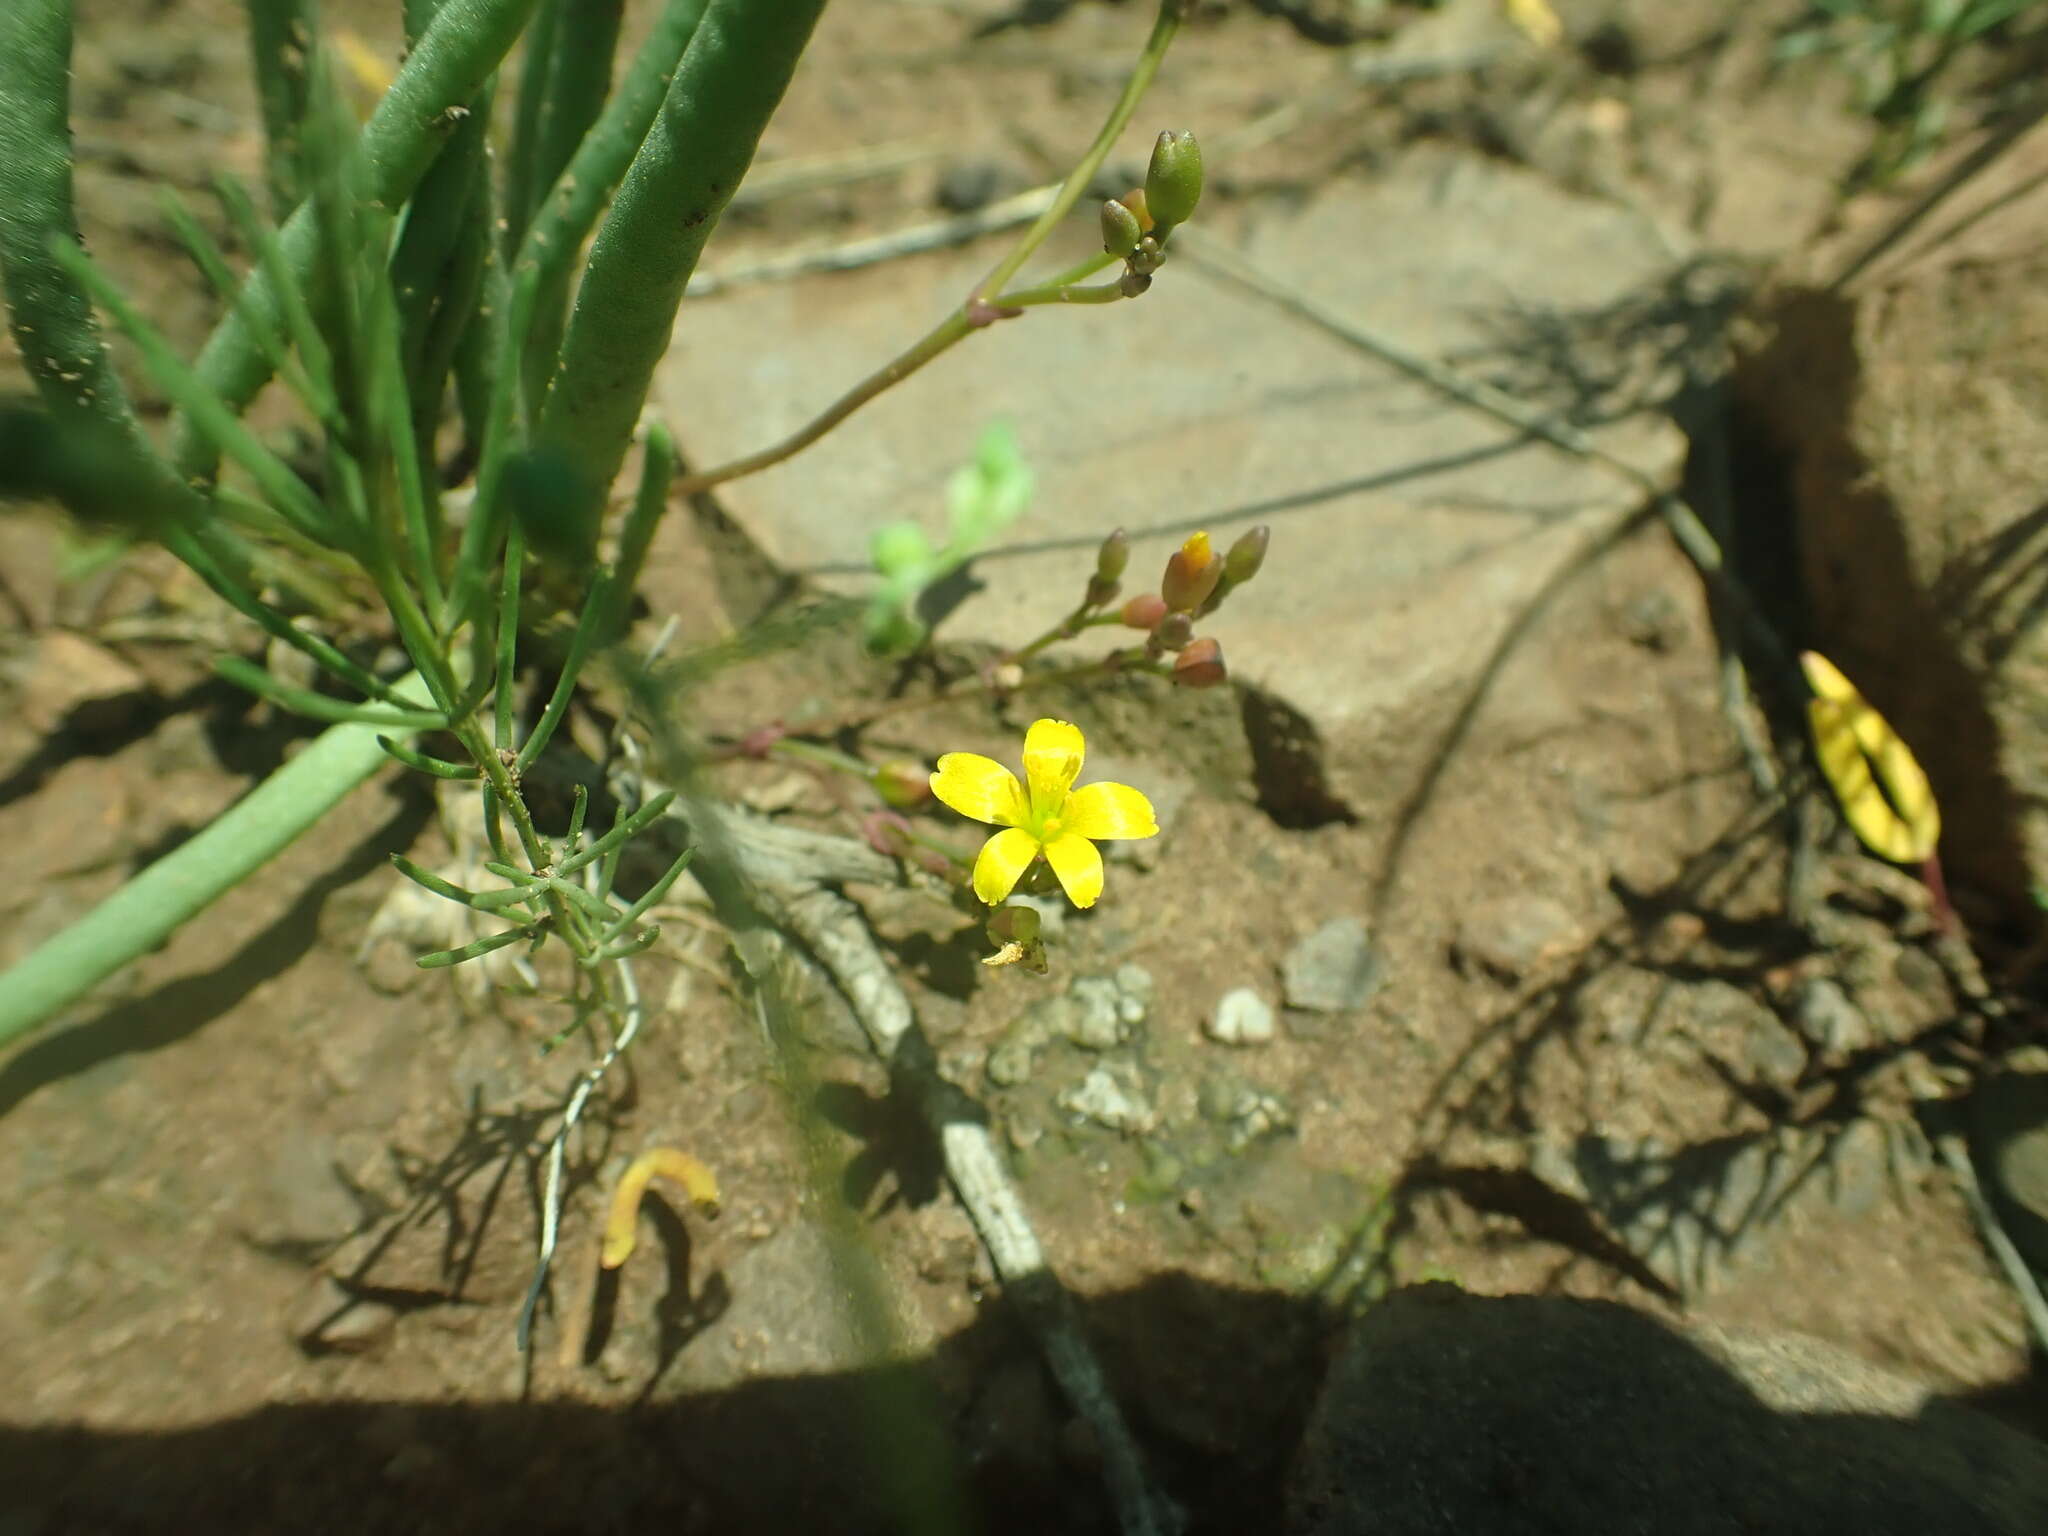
<box><xmin>659</xmin><ymin>799</ymin><xmax>1180</xmax><ymax>1536</ymax></box>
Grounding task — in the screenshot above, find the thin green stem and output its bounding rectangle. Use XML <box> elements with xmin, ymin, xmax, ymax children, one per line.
<box><xmin>669</xmin><ymin>0</ymin><xmax>1185</xmax><ymax>500</ymax></box>
<box><xmin>673</xmin><ymin>311</ymin><xmax>973</xmax><ymax>497</ymax></box>
<box><xmin>997</xmin><ymin>277</ymin><xmax>1127</xmax><ymax>309</ymax></box>
<box><xmin>971</xmin><ymin>0</ymin><xmax>1184</xmax><ymax>303</ymax></box>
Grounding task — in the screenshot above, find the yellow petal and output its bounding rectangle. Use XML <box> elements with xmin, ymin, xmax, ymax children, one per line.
<box><xmin>1063</xmin><ymin>780</ymin><xmax>1158</xmax><ymax>841</ymax></box>
<box><xmin>1023</xmin><ymin>718</ymin><xmax>1086</xmax><ymax>816</ymax></box>
<box><xmin>1042</xmin><ymin>831</ymin><xmax>1105</xmax><ymax>909</ymax></box>
<box><xmin>1802</xmin><ymin>652</ymin><xmax>1940</xmax><ymax>864</ymax></box>
<box><xmin>972</xmin><ymin>827</ymin><xmax>1041</xmax><ymax>905</ymax></box>
<box><xmin>931</xmin><ymin>753</ymin><xmax>1027</xmax><ymax>826</ymax></box>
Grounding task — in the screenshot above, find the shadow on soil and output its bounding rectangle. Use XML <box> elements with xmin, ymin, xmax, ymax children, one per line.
<box><xmin>0</xmin><ymin>784</ymin><xmax>433</xmax><ymax>1119</ymax></box>
<box><xmin>8</xmin><ymin>1272</ymin><xmax>2046</xmax><ymax>1536</ymax></box>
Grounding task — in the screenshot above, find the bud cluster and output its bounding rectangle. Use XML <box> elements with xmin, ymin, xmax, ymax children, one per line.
<box><xmin>1099</xmin><ymin>130</ymin><xmax>1204</xmax><ymax>299</ymax></box>
<box><xmin>1116</xmin><ymin>525</ymin><xmax>1268</xmax><ymax>689</ymax></box>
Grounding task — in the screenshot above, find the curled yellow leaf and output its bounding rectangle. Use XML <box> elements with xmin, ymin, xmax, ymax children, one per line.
<box><xmin>600</xmin><ymin>1147</ymin><xmax>720</xmax><ymax>1270</ymax></box>
<box><xmin>1802</xmin><ymin>651</ymin><xmax>1940</xmax><ymax>865</ymax></box>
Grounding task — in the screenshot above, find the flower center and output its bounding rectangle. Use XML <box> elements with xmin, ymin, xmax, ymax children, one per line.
<box><xmin>1040</xmin><ymin>814</ymin><xmax>1064</xmax><ymax>839</ymax></box>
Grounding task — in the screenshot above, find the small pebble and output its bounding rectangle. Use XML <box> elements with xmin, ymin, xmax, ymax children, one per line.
<box><xmin>1453</xmin><ymin>896</ymin><xmax>1577</xmax><ymax>983</ymax></box>
<box><xmin>1059</xmin><ymin>1066</ymin><xmax>1155</xmax><ymax>1134</ymax></box>
<box><xmin>1205</xmin><ymin>987</ymin><xmax>1276</xmax><ymax>1046</ymax></box>
<box><xmin>1282</xmin><ymin>917</ymin><xmax>1384</xmax><ymax>1013</ymax></box>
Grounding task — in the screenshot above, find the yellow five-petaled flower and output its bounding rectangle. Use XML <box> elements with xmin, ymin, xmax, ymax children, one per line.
<box><xmin>930</xmin><ymin>719</ymin><xmax>1158</xmax><ymax>909</ymax></box>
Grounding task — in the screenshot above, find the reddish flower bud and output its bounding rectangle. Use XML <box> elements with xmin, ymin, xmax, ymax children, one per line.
<box><xmin>1161</xmin><ymin>530</ymin><xmax>1222</xmax><ymax>612</ymax></box>
<box><xmin>863</xmin><ymin>811</ymin><xmax>914</xmax><ymax>859</ymax></box>
<box><xmin>1225</xmin><ymin>524</ymin><xmax>1270</xmax><ymax>585</ymax></box>
<box><xmin>1172</xmin><ymin>637</ymin><xmax>1226</xmax><ymax>688</ymax></box>
<box><xmin>872</xmin><ymin>758</ymin><xmax>932</xmax><ymax>810</ymax></box>
<box><xmin>1121</xmin><ymin>592</ymin><xmax>1168</xmax><ymax>630</ymax></box>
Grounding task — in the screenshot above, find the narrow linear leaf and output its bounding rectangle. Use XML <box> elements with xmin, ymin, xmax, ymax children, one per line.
<box><xmin>216</xmin><ymin>654</ymin><xmax>447</xmax><ymax>730</ymax></box>
<box><xmin>377</xmin><ymin>734</ymin><xmax>481</xmax><ymax>779</ymax></box>
<box><xmin>417</xmin><ymin>925</ymin><xmax>534</xmax><ymax>968</ymax></box>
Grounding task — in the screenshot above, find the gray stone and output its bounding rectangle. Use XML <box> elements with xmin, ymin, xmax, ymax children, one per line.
<box><xmin>659</xmin><ymin>145</ymin><xmax>1684</xmax><ymax>812</ymax></box>
<box><xmin>1744</xmin><ymin>1010</ymin><xmax>1810</xmax><ymax>1089</ymax></box>
<box><xmin>1062</xmin><ymin>976</ymin><xmax>1128</xmax><ymax>1050</ymax></box>
<box><xmin>259</xmin><ymin>1127</ymin><xmax>361</xmax><ymax>1249</ymax></box>
<box><xmin>1205</xmin><ymin>986</ymin><xmax>1276</xmax><ymax>1046</ymax></box>
<box><xmin>1114</xmin><ymin>963</ymin><xmax>1155</xmax><ymax>1010</ymax></box>
<box><xmin>1969</xmin><ymin>1064</ymin><xmax>2048</xmax><ymax>1273</ymax></box>
<box><xmin>293</xmin><ymin>1275</ymin><xmax>397</xmax><ymax>1356</ymax></box>
<box><xmin>1058</xmin><ymin>1064</ymin><xmax>1155</xmax><ymax>1134</ymax></box>
<box><xmin>1452</xmin><ymin>895</ymin><xmax>1578</xmax><ymax>983</ymax></box>
<box><xmin>1795</xmin><ymin>977</ymin><xmax>1874</xmax><ymax>1057</ymax></box>
<box><xmin>985</xmin><ymin>1027</ymin><xmax>1043</xmax><ymax>1088</ymax></box>
<box><xmin>1289</xmin><ymin>1286</ymin><xmax>2048</xmax><ymax>1535</ymax></box>
<box><xmin>13</xmin><ymin>630</ymin><xmax>147</xmax><ymax>736</ymax></box>
<box><xmin>1282</xmin><ymin>918</ymin><xmax>1384</xmax><ymax>1014</ymax></box>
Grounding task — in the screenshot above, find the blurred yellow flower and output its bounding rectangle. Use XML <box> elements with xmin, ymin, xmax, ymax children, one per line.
<box><xmin>930</xmin><ymin>718</ymin><xmax>1158</xmax><ymax>908</ymax></box>
<box><xmin>1802</xmin><ymin>651</ymin><xmax>1940</xmax><ymax>865</ymax></box>
<box><xmin>1503</xmin><ymin>0</ymin><xmax>1563</xmax><ymax>48</ymax></box>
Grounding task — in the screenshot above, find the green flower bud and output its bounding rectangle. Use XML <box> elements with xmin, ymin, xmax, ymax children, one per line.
<box><xmin>1153</xmin><ymin>612</ymin><xmax>1194</xmax><ymax>652</ymax></box>
<box><xmin>1225</xmin><ymin>524</ymin><xmax>1270</xmax><ymax>585</ymax></box>
<box><xmin>1096</xmin><ymin>528</ymin><xmax>1130</xmax><ymax>583</ymax></box>
<box><xmin>987</xmin><ymin>903</ymin><xmax>1042</xmax><ymax>946</ymax></box>
<box><xmin>870</xmin><ymin>521</ymin><xmax>931</xmax><ymax>580</ymax></box>
<box><xmin>1144</xmin><ymin>130</ymin><xmax>1203</xmax><ymax>233</ymax></box>
<box><xmin>872</xmin><ymin>758</ymin><xmax>932</xmax><ymax>810</ymax></box>
<box><xmin>1100</xmin><ymin>198</ymin><xmax>1142</xmax><ymax>259</ymax></box>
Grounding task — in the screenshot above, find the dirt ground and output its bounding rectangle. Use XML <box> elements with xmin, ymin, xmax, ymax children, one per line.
<box><xmin>3</xmin><ymin>2</ymin><xmax>2046</xmax><ymax>1533</ymax></box>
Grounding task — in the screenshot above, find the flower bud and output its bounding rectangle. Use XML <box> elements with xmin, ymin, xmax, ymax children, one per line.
<box><xmin>1120</xmin><ymin>592</ymin><xmax>1168</xmax><ymax>630</ymax></box>
<box><xmin>1096</xmin><ymin>527</ymin><xmax>1130</xmax><ymax>583</ymax></box>
<box><xmin>872</xmin><ymin>758</ymin><xmax>931</xmax><ymax>810</ymax></box>
<box><xmin>1161</xmin><ymin>529</ymin><xmax>1222</xmax><ymax>612</ymax></box>
<box><xmin>1120</xmin><ymin>187</ymin><xmax>1154</xmax><ymax>233</ymax></box>
<box><xmin>986</xmin><ymin>903</ymin><xmax>1042</xmax><ymax>947</ymax></box>
<box><xmin>1172</xmin><ymin>636</ymin><xmax>1226</xmax><ymax>688</ymax></box>
<box><xmin>1225</xmin><ymin>524</ymin><xmax>1269</xmax><ymax>585</ymax></box>
<box><xmin>862</xmin><ymin>811</ymin><xmax>914</xmax><ymax>860</ymax></box>
<box><xmin>1144</xmin><ymin>130</ymin><xmax>1203</xmax><ymax>233</ymax></box>
<box><xmin>870</xmin><ymin>521</ymin><xmax>931</xmax><ymax>580</ymax></box>
<box><xmin>1084</xmin><ymin>574</ymin><xmax>1121</xmax><ymax>609</ymax></box>
<box><xmin>1153</xmin><ymin>612</ymin><xmax>1193</xmax><ymax>652</ymax></box>
<box><xmin>1100</xmin><ymin>198</ymin><xmax>1142</xmax><ymax>259</ymax></box>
